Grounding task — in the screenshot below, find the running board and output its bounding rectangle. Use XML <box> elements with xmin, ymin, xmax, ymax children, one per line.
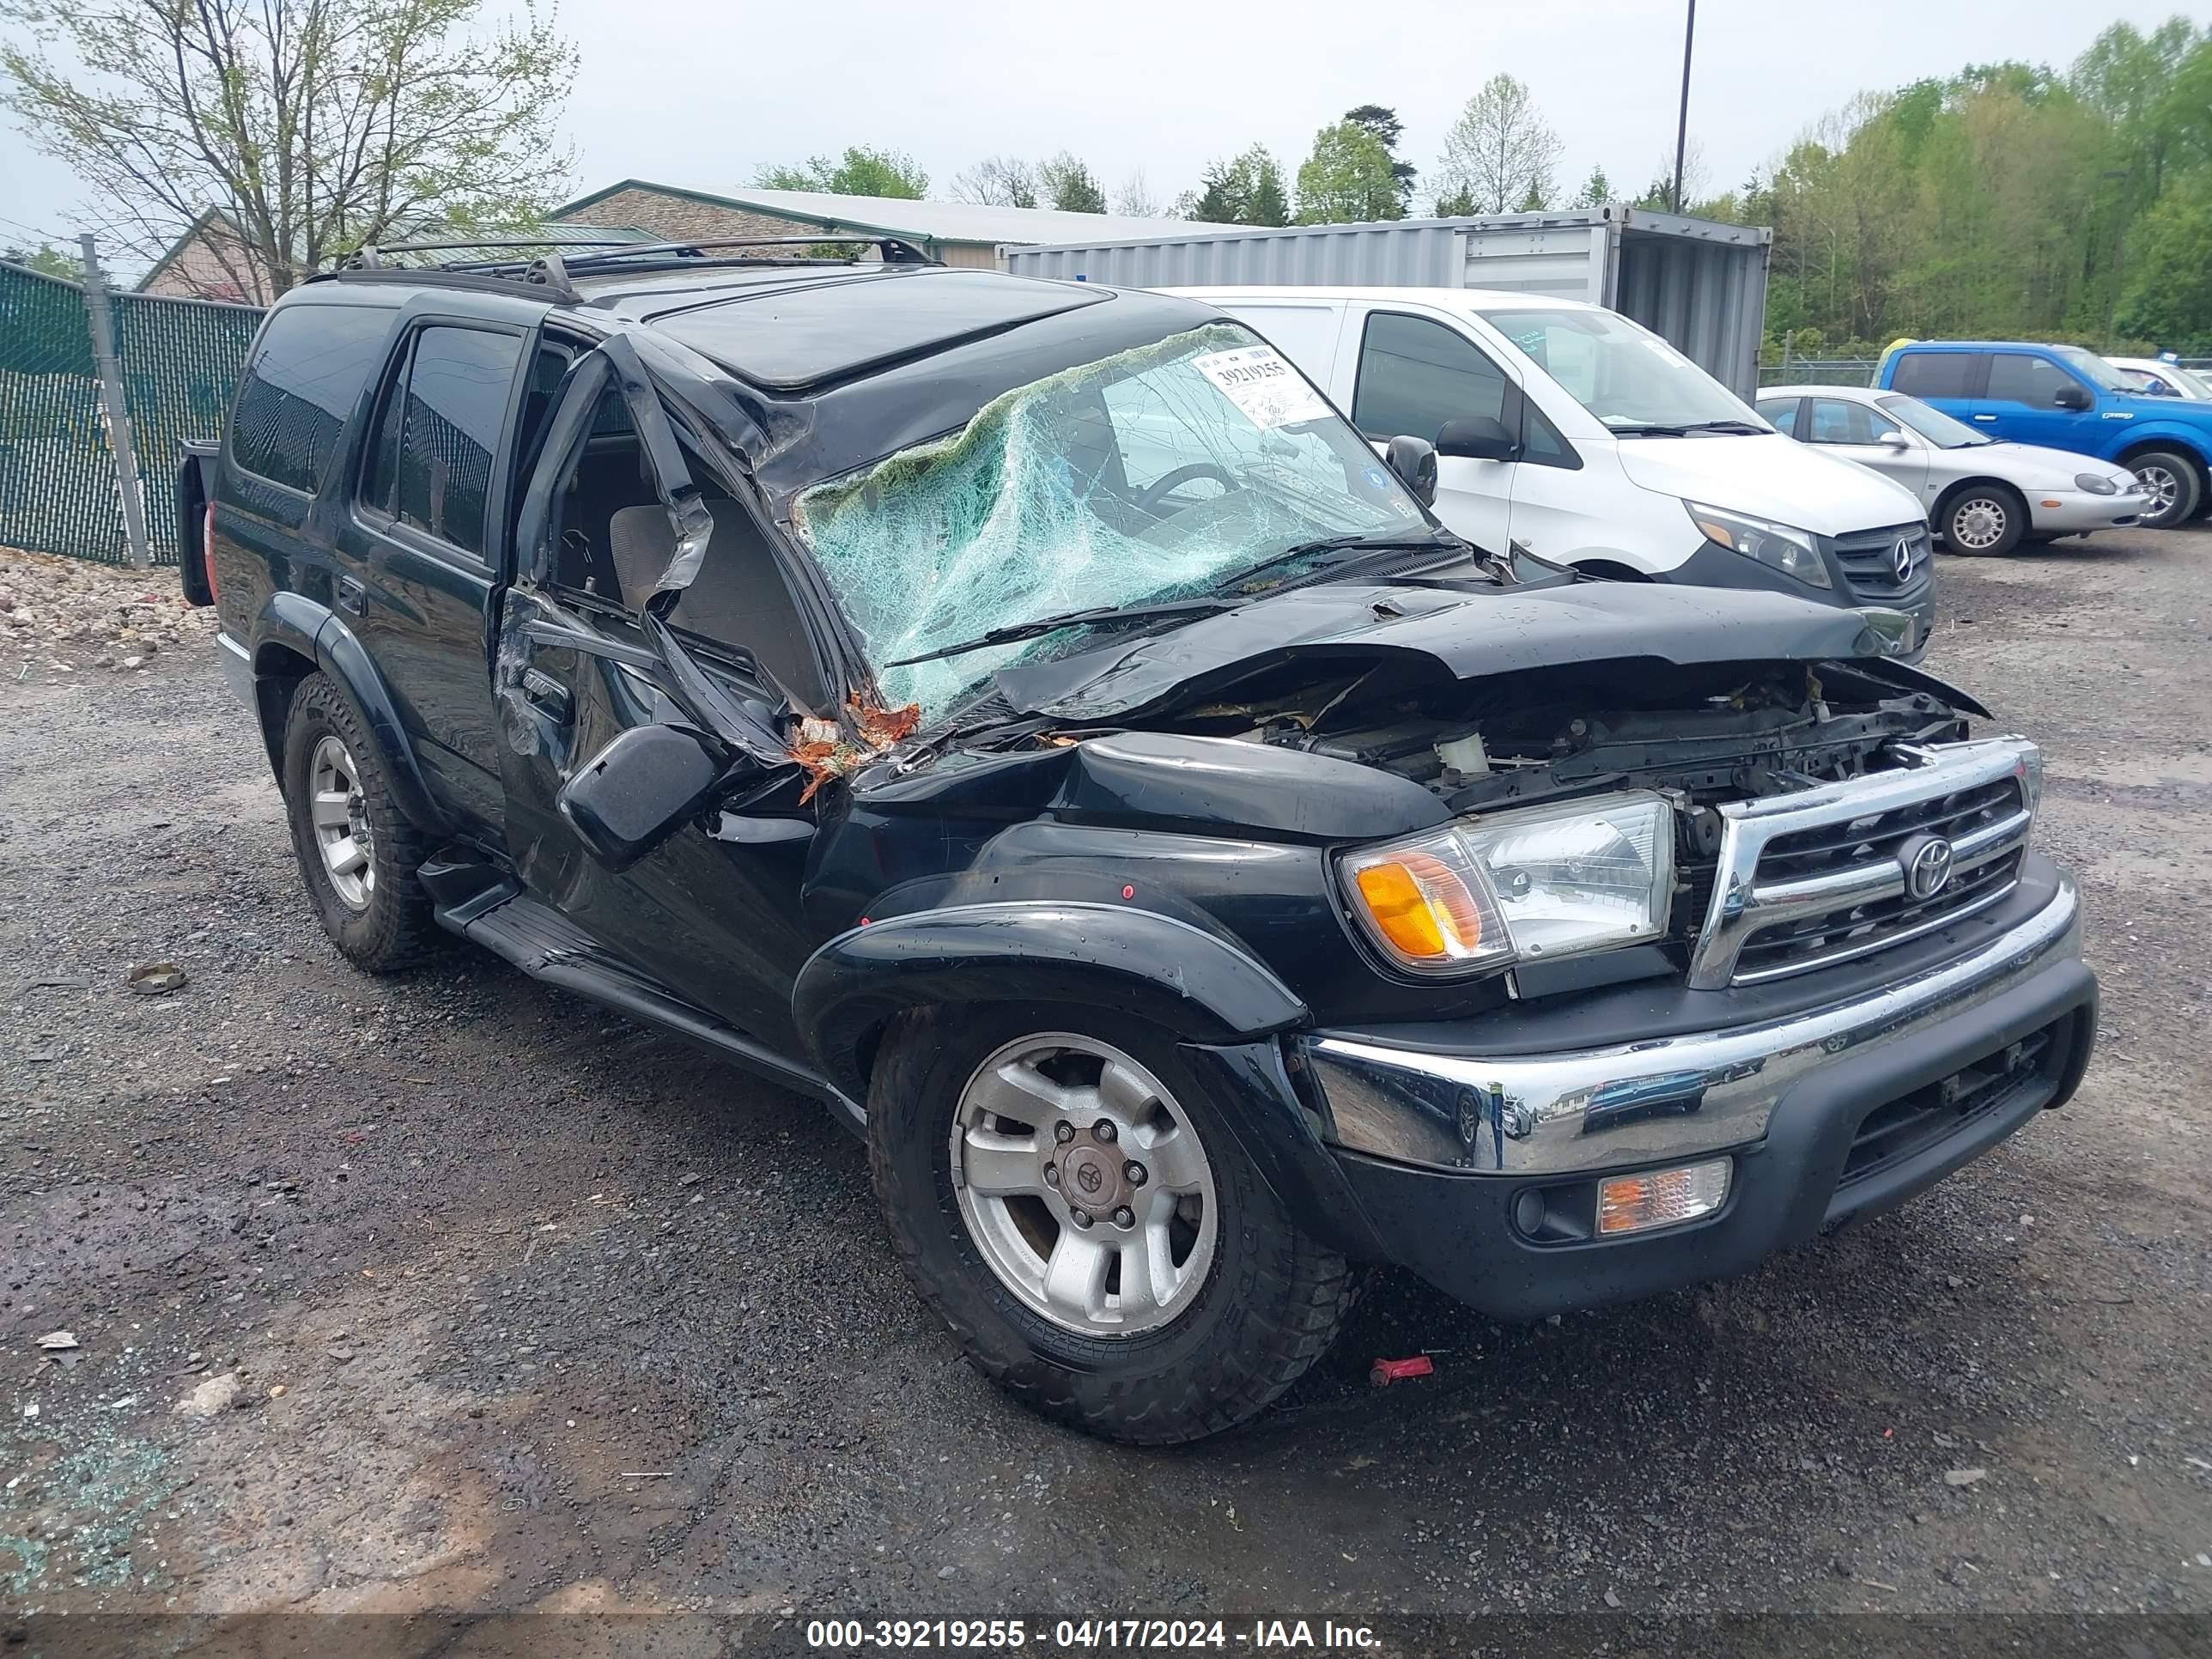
<box><xmin>430</xmin><ymin>881</ymin><xmax>866</xmax><ymax>1138</ymax></box>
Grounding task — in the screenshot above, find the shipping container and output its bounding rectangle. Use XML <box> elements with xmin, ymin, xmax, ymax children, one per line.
<box><xmin>1000</xmin><ymin>205</ymin><xmax>1773</xmax><ymax>398</ymax></box>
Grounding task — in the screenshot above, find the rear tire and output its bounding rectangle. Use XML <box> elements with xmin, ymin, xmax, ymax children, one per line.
<box><xmin>1939</xmin><ymin>483</ymin><xmax>2027</xmax><ymax>556</ymax></box>
<box><xmin>867</xmin><ymin>1004</ymin><xmax>1352</xmax><ymax>1444</ymax></box>
<box><xmin>280</xmin><ymin>673</ymin><xmax>434</xmax><ymax>973</ymax></box>
<box><xmin>2126</xmin><ymin>449</ymin><xmax>2203</xmax><ymax>529</ymax></box>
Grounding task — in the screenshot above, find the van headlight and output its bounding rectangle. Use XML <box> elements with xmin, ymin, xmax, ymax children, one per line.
<box><xmin>1340</xmin><ymin>793</ymin><xmax>1675</xmax><ymax>975</ymax></box>
<box><xmin>1686</xmin><ymin>501</ymin><xmax>1832</xmax><ymax>589</ymax></box>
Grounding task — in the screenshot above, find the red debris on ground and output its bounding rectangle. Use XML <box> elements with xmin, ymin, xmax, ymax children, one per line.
<box><xmin>1368</xmin><ymin>1355</ymin><xmax>1435</xmax><ymax>1389</ymax></box>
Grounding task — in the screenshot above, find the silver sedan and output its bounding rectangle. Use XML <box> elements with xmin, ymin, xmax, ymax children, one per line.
<box><xmin>1754</xmin><ymin>384</ymin><xmax>2146</xmax><ymax>556</ymax></box>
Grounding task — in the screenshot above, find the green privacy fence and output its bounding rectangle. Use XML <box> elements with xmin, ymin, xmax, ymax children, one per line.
<box><xmin>0</xmin><ymin>259</ymin><xmax>264</xmax><ymax>566</ymax></box>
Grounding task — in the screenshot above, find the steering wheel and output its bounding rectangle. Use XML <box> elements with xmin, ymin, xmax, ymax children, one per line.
<box><xmin>1133</xmin><ymin>462</ymin><xmax>1237</xmax><ymax>517</ymax></box>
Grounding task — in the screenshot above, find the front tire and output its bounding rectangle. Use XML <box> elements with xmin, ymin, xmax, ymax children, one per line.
<box><xmin>281</xmin><ymin>673</ymin><xmax>434</xmax><ymax>972</ymax></box>
<box><xmin>868</xmin><ymin>1005</ymin><xmax>1352</xmax><ymax>1444</ymax></box>
<box><xmin>2127</xmin><ymin>449</ymin><xmax>2203</xmax><ymax>529</ymax></box>
<box><xmin>1940</xmin><ymin>483</ymin><xmax>2026</xmax><ymax>556</ymax></box>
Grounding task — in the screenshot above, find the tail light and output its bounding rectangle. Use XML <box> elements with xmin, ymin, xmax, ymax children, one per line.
<box><xmin>203</xmin><ymin>501</ymin><xmax>219</xmax><ymax>604</ymax></box>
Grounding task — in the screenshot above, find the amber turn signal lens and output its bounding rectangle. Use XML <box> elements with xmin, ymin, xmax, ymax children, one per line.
<box><xmin>1596</xmin><ymin>1158</ymin><xmax>1731</xmax><ymax>1237</ymax></box>
<box><xmin>1354</xmin><ymin>853</ymin><xmax>1485</xmax><ymax>960</ymax></box>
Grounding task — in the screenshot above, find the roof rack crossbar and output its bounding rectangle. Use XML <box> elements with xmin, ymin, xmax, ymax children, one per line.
<box><xmin>549</xmin><ymin>234</ymin><xmax>937</xmax><ymax>270</ymax></box>
<box><xmin>310</xmin><ymin>233</ymin><xmax>940</xmax><ymax>302</ymax></box>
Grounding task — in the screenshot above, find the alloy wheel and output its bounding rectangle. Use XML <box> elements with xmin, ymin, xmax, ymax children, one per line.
<box><xmin>949</xmin><ymin>1033</ymin><xmax>1218</xmax><ymax>1337</ymax></box>
<box><xmin>2135</xmin><ymin>463</ymin><xmax>2180</xmax><ymax>519</ymax></box>
<box><xmin>307</xmin><ymin>734</ymin><xmax>375</xmax><ymax>910</ymax></box>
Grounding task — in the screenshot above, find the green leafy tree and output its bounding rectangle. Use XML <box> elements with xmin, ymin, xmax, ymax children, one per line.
<box><xmin>0</xmin><ymin>0</ymin><xmax>577</xmax><ymax>301</ymax></box>
<box><xmin>2116</xmin><ymin>192</ymin><xmax>2212</xmax><ymax>348</ymax></box>
<box><xmin>1343</xmin><ymin>103</ymin><xmax>1417</xmax><ymax>210</ymax></box>
<box><xmin>1295</xmin><ymin>122</ymin><xmax>1401</xmax><ymax>223</ymax></box>
<box><xmin>1431</xmin><ymin>184</ymin><xmax>1477</xmax><ymax>216</ymax></box>
<box><xmin>757</xmin><ymin>146</ymin><xmax>928</xmax><ymax>199</ymax></box>
<box><xmin>1036</xmin><ymin>153</ymin><xmax>1107</xmax><ymax>214</ymax></box>
<box><xmin>1570</xmin><ymin>166</ymin><xmax>1615</xmax><ymax>208</ymax></box>
<box><xmin>2</xmin><ymin>240</ymin><xmax>82</xmax><ymax>280</ymax></box>
<box><xmin>1436</xmin><ymin>75</ymin><xmax>1563</xmax><ymax>215</ymax></box>
<box><xmin>1188</xmin><ymin>145</ymin><xmax>1291</xmax><ymax>226</ymax></box>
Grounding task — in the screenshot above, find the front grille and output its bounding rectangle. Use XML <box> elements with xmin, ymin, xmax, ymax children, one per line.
<box><xmin>1837</xmin><ymin>1021</ymin><xmax>2059</xmax><ymax>1188</ymax></box>
<box><xmin>1829</xmin><ymin>521</ymin><xmax>1933</xmax><ymax>602</ymax></box>
<box><xmin>1732</xmin><ymin>847</ymin><xmax>2022</xmax><ymax>980</ymax></box>
<box><xmin>1685</xmin><ymin>738</ymin><xmax>2040</xmax><ymax>989</ymax></box>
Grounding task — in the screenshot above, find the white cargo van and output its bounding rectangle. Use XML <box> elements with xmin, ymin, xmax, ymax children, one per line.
<box><xmin>1164</xmin><ymin>286</ymin><xmax>1937</xmax><ymax>639</ymax></box>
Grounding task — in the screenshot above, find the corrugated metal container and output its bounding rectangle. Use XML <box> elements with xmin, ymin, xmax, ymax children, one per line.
<box><xmin>1000</xmin><ymin>206</ymin><xmax>1773</xmax><ymax>397</ymax></box>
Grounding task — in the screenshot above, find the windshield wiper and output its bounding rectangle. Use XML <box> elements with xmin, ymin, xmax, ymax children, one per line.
<box><xmin>884</xmin><ymin>597</ymin><xmax>1235</xmax><ymax>668</ymax></box>
<box><xmin>1209</xmin><ymin>529</ymin><xmax>1460</xmax><ymax>596</ymax></box>
<box><xmin>1607</xmin><ymin>419</ymin><xmax>1767</xmax><ymax>436</ymax></box>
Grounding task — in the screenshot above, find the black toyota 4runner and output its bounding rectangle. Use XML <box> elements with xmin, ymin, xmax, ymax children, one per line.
<box><xmin>179</xmin><ymin>237</ymin><xmax>2098</xmax><ymax>1444</ymax></box>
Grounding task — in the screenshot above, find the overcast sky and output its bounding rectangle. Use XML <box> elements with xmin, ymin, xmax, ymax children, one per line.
<box><xmin>3</xmin><ymin>0</ymin><xmax>2208</xmax><ymax>259</ymax></box>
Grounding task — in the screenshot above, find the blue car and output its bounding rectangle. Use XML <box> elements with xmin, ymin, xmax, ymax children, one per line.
<box><xmin>1878</xmin><ymin>340</ymin><xmax>2212</xmax><ymax>529</ymax></box>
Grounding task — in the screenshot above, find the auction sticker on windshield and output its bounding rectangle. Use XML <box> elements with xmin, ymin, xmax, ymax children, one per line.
<box><xmin>1193</xmin><ymin>345</ymin><xmax>1330</xmax><ymax>428</ymax></box>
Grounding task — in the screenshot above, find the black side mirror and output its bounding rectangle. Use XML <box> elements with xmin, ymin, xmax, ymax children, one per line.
<box><xmin>2052</xmin><ymin>382</ymin><xmax>2092</xmax><ymax>411</ymax></box>
<box><xmin>1383</xmin><ymin>434</ymin><xmax>1438</xmax><ymax>507</ymax></box>
<box><xmin>557</xmin><ymin>722</ymin><xmax>729</xmax><ymax>871</ymax></box>
<box><xmin>1437</xmin><ymin>415</ymin><xmax>1517</xmax><ymax>460</ymax></box>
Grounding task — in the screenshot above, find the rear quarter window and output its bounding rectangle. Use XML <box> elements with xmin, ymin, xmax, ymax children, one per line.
<box><xmin>227</xmin><ymin>304</ymin><xmax>393</xmax><ymax>493</ymax></box>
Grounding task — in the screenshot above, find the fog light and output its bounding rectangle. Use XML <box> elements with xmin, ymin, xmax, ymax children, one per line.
<box><xmin>1597</xmin><ymin>1158</ymin><xmax>1731</xmax><ymax>1237</ymax></box>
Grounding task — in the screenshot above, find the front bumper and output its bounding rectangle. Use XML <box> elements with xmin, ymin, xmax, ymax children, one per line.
<box><xmin>2027</xmin><ymin>489</ymin><xmax>2145</xmax><ymax>533</ymax></box>
<box><xmin>1296</xmin><ymin>873</ymin><xmax>2096</xmax><ymax>1321</ymax></box>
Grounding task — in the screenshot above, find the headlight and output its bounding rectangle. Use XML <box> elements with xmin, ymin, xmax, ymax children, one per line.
<box><xmin>2075</xmin><ymin>473</ymin><xmax>2118</xmax><ymax>495</ymax></box>
<box><xmin>1340</xmin><ymin>793</ymin><xmax>1674</xmax><ymax>976</ymax></box>
<box><xmin>1685</xmin><ymin>501</ymin><xmax>1832</xmax><ymax>589</ymax></box>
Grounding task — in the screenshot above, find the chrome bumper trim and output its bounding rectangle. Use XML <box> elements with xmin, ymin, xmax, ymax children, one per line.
<box><xmin>216</xmin><ymin>630</ymin><xmax>253</xmax><ymax>706</ymax></box>
<box><xmin>1304</xmin><ymin>872</ymin><xmax>2081</xmax><ymax>1178</ymax></box>
<box><xmin>1686</xmin><ymin>737</ymin><xmax>2042</xmax><ymax>989</ymax></box>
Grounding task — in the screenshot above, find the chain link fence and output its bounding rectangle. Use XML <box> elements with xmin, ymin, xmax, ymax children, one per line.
<box><xmin>0</xmin><ymin>257</ymin><xmax>264</xmax><ymax>566</ymax></box>
<box><xmin>1757</xmin><ymin>358</ymin><xmax>1879</xmax><ymax>388</ymax></box>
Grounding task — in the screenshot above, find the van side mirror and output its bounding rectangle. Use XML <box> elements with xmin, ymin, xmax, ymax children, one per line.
<box><xmin>1436</xmin><ymin>415</ymin><xmax>1517</xmax><ymax>460</ymax></box>
<box><xmin>557</xmin><ymin>722</ymin><xmax>730</xmax><ymax>871</ymax></box>
<box><xmin>2052</xmin><ymin>382</ymin><xmax>2092</xmax><ymax>411</ymax></box>
<box><xmin>1877</xmin><ymin>429</ymin><xmax>1912</xmax><ymax>449</ymax></box>
<box><xmin>1383</xmin><ymin>434</ymin><xmax>1438</xmax><ymax>507</ymax></box>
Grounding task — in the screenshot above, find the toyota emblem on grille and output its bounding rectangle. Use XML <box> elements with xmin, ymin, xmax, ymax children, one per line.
<box><xmin>1899</xmin><ymin>833</ymin><xmax>1954</xmax><ymax>901</ymax></box>
<box><xmin>1893</xmin><ymin>536</ymin><xmax>1916</xmax><ymax>584</ymax></box>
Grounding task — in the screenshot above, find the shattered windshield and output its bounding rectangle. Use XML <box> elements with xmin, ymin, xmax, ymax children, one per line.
<box><xmin>791</xmin><ymin>324</ymin><xmax>1429</xmax><ymax>714</ymax></box>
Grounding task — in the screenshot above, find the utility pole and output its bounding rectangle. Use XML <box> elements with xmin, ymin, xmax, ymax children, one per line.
<box><xmin>1672</xmin><ymin>0</ymin><xmax>1698</xmax><ymax>215</ymax></box>
<box><xmin>78</xmin><ymin>233</ymin><xmax>153</xmax><ymax>569</ymax></box>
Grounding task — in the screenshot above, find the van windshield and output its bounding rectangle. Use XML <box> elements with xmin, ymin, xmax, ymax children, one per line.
<box><xmin>1479</xmin><ymin>307</ymin><xmax>1765</xmax><ymax>434</ymax></box>
<box><xmin>791</xmin><ymin>323</ymin><xmax>1431</xmax><ymax>716</ymax></box>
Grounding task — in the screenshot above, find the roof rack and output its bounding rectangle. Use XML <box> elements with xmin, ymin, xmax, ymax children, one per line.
<box><xmin>319</xmin><ymin>234</ymin><xmax>939</xmax><ymax>304</ymax></box>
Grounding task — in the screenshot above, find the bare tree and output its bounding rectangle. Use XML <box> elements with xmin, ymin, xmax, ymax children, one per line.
<box><xmin>1436</xmin><ymin>74</ymin><xmax>1565</xmax><ymax>215</ymax></box>
<box><xmin>953</xmin><ymin>155</ymin><xmax>1039</xmax><ymax>209</ymax></box>
<box><xmin>1638</xmin><ymin>137</ymin><xmax>1711</xmax><ymax>210</ymax></box>
<box><xmin>1111</xmin><ymin>169</ymin><xmax>1161</xmax><ymax>217</ymax></box>
<box><xmin>0</xmin><ymin>0</ymin><xmax>577</xmax><ymax>301</ymax></box>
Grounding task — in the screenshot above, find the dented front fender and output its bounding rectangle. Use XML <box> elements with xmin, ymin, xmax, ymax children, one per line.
<box><xmin>791</xmin><ymin>901</ymin><xmax>1310</xmax><ymax>1100</ymax></box>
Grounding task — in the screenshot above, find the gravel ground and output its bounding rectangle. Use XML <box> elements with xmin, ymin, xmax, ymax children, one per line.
<box><xmin>3</xmin><ymin>532</ymin><xmax>2209</xmax><ymax>1649</ymax></box>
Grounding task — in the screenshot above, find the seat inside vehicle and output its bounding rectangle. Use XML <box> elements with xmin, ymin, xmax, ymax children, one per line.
<box><xmin>605</xmin><ymin>502</ymin><xmax>825</xmax><ymax>706</ymax></box>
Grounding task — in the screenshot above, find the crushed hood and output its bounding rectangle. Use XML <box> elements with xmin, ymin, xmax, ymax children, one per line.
<box><xmin>992</xmin><ymin>578</ymin><xmax>1924</xmax><ymax>722</ymax></box>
